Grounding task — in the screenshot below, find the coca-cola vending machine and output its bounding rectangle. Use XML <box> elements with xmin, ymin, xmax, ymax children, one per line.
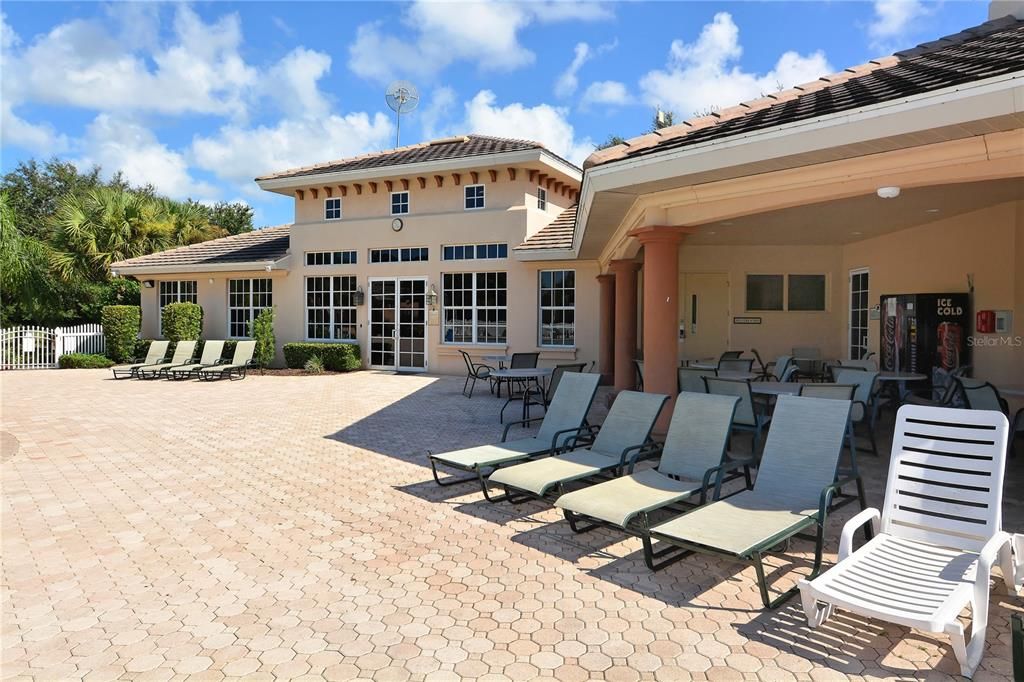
<box><xmin>879</xmin><ymin>293</ymin><xmax>971</xmax><ymax>392</ymax></box>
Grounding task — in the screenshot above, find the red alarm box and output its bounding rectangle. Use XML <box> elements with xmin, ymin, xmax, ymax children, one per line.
<box><xmin>976</xmin><ymin>310</ymin><xmax>995</xmax><ymax>334</ymax></box>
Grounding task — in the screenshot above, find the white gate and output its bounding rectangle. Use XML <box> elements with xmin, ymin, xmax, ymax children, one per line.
<box><xmin>0</xmin><ymin>324</ymin><xmax>105</xmax><ymax>370</ymax></box>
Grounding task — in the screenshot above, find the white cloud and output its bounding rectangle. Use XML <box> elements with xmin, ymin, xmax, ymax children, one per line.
<box><xmin>0</xmin><ymin>102</ymin><xmax>70</xmax><ymax>156</ymax></box>
<box><xmin>76</xmin><ymin>115</ymin><xmax>216</xmax><ymax>200</ymax></box>
<box><xmin>348</xmin><ymin>0</ymin><xmax>612</xmax><ymax>83</ymax></box>
<box><xmin>420</xmin><ymin>86</ymin><xmax>458</xmax><ymax>140</ymax></box>
<box><xmin>264</xmin><ymin>48</ymin><xmax>333</xmax><ymax>119</ymax></box>
<box><xmin>555</xmin><ymin>43</ymin><xmax>593</xmax><ymax>98</ymax></box>
<box><xmin>581</xmin><ymin>80</ymin><xmax>632</xmax><ymax>108</ymax></box>
<box><xmin>869</xmin><ymin>0</ymin><xmax>930</xmax><ymax>47</ymax></box>
<box><xmin>190</xmin><ymin>113</ymin><xmax>394</xmax><ymax>192</ymax></box>
<box><xmin>639</xmin><ymin>12</ymin><xmax>831</xmax><ymax>117</ymax></box>
<box><xmin>450</xmin><ymin>90</ymin><xmax>594</xmax><ymax>165</ymax></box>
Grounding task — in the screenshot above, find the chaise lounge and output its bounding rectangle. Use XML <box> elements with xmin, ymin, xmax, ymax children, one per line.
<box><xmin>167</xmin><ymin>340</ymin><xmax>225</xmax><ymax>380</ymax></box>
<box><xmin>197</xmin><ymin>340</ymin><xmax>256</xmax><ymax>381</ymax></box>
<box><xmin>137</xmin><ymin>340</ymin><xmax>197</xmax><ymax>379</ymax></box>
<box><xmin>110</xmin><ymin>340</ymin><xmax>169</xmax><ymax>380</ymax></box>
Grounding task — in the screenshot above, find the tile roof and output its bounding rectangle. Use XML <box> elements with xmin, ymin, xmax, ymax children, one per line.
<box><xmin>256</xmin><ymin>135</ymin><xmax>577</xmax><ymax>181</ymax></box>
<box><xmin>111</xmin><ymin>225</ymin><xmax>291</xmax><ymax>270</ymax></box>
<box><xmin>586</xmin><ymin>15</ymin><xmax>1024</xmax><ymax>168</ymax></box>
<box><xmin>515</xmin><ymin>205</ymin><xmax>577</xmax><ymax>251</ymax></box>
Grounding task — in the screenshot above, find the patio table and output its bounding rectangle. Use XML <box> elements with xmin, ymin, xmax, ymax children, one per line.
<box><xmin>491</xmin><ymin>368</ymin><xmax>554</xmax><ymax>422</ymax></box>
<box><xmin>483</xmin><ymin>354</ymin><xmax>513</xmax><ymax>369</ymax></box>
<box><xmin>687</xmin><ymin>360</ymin><xmax>719</xmax><ymax>370</ymax></box>
<box><xmin>877</xmin><ymin>371</ymin><xmax>927</xmax><ymax>401</ymax></box>
<box><xmin>716</xmin><ymin>371</ymin><xmax>757</xmax><ymax>381</ymax></box>
<box><xmin>750</xmin><ymin>381</ymin><xmax>802</xmax><ymax>396</ymax></box>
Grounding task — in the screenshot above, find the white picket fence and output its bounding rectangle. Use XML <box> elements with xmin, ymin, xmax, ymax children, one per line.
<box><xmin>0</xmin><ymin>324</ymin><xmax>105</xmax><ymax>370</ymax></box>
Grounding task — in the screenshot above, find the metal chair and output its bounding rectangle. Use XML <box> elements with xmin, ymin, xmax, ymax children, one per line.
<box><xmin>764</xmin><ymin>355</ymin><xmax>793</xmax><ymax>382</ymax></box>
<box><xmin>719</xmin><ymin>350</ymin><xmax>744</xmax><ymax>361</ymax></box>
<box><xmin>793</xmin><ymin>346</ymin><xmax>826</xmax><ymax>382</ymax></box>
<box><xmin>518</xmin><ymin>363</ymin><xmax>587</xmax><ymax>422</ymax></box>
<box><xmin>460</xmin><ymin>350</ymin><xmax>494</xmax><ymax>399</ymax></box>
<box><xmin>704</xmin><ymin>376</ymin><xmax>771</xmax><ymax>454</ymax></box>
<box><xmin>678</xmin><ymin>366</ymin><xmax>715</xmax><ymax>393</ymax></box>
<box><xmin>634</xmin><ymin>359</ymin><xmax>644</xmax><ymax>391</ymax></box>
<box><xmin>834</xmin><ymin>368</ymin><xmax>883</xmax><ymax>456</ymax></box>
<box><xmin>799</xmin><ymin>384</ymin><xmax>862</xmax><ymax>502</ymax></box>
<box><xmin>959</xmin><ymin>379</ymin><xmax>1018</xmax><ymax>458</ymax></box>
<box><xmin>750</xmin><ymin>348</ymin><xmax>770</xmax><ymax>380</ymax></box>
<box><xmin>494</xmin><ymin>352</ymin><xmax>539</xmax><ymax>397</ymax></box>
<box><xmin>718</xmin><ymin>358</ymin><xmax>754</xmax><ymax>374</ymax></box>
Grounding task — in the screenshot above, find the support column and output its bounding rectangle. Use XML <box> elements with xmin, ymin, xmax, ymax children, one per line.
<box><xmin>631</xmin><ymin>226</ymin><xmax>692</xmax><ymax>426</ymax></box>
<box><xmin>608</xmin><ymin>259</ymin><xmax>641</xmax><ymax>392</ymax></box>
<box><xmin>596</xmin><ymin>274</ymin><xmax>616</xmax><ymax>385</ymax></box>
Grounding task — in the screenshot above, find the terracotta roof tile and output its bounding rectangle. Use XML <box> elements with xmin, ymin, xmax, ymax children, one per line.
<box><xmin>111</xmin><ymin>225</ymin><xmax>291</xmax><ymax>269</ymax></box>
<box><xmin>515</xmin><ymin>205</ymin><xmax>577</xmax><ymax>251</ymax></box>
<box><xmin>585</xmin><ymin>16</ymin><xmax>1024</xmax><ymax>168</ymax></box>
<box><xmin>256</xmin><ymin>135</ymin><xmax>579</xmax><ymax>182</ymax></box>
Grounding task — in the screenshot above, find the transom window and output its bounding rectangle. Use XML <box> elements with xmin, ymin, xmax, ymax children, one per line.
<box><xmin>537</xmin><ymin>187</ymin><xmax>547</xmax><ymax>210</ymax></box>
<box><xmin>391</xmin><ymin>191</ymin><xmax>409</xmax><ymax>215</ymax></box>
<box><xmin>228</xmin><ymin>278</ymin><xmax>273</xmax><ymax>338</ymax></box>
<box><xmin>442</xmin><ymin>243</ymin><xmax>508</xmax><ymax>261</ymax></box>
<box><xmin>305</xmin><ymin>276</ymin><xmax>357</xmax><ymax>341</ymax></box>
<box><xmin>746</xmin><ymin>274</ymin><xmax>827</xmax><ymax>312</ymax></box>
<box><xmin>324</xmin><ymin>197</ymin><xmax>342</xmax><ymax>220</ymax></box>
<box><xmin>442</xmin><ymin>272</ymin><xmax>507</xmax><ymax>345</ymax></box>
<box><xmin>539</xmin><ymin>270</ymin><xmax>575</xmax><ymax>347</ymax></box>
<box><xmin>306</xmin><ymin>250</ymin><xmax>357</xmax><ymax>266</ymax></box>
<box><xmin>369</xmin><ymin>247</ymin><xmax>428</xmax><ymax>263</ymax></box>
<box><xmin>464</xmin><ymin>184</ymin><xmax>485</xmax><ymax>210</ymax></box>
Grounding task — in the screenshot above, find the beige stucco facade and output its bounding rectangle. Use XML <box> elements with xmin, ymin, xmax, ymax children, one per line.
<box><xmin>130</xmin><ymin>149</ymin><xmax>598</xmax><ymax>376</ymax></box>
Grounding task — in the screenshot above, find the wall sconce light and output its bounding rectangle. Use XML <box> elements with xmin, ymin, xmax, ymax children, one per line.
<box><xmin>142</xmin><ymin>280</ymin><xmax>155</xmax><ymax>288</ymax></box>
<box><xmin>427</xmin><ymin>284</ymin><xmax>439</xmax><ymax>307</ymax></box>
<box><xmin>264</xmin><ymin>264</ymin><xmax>273</xmax><ymax>272</ymax></box>
<box><xmin>353</xmin><ymin>286</ymin><xmax>366</xmax><ymax>306</ymax></box>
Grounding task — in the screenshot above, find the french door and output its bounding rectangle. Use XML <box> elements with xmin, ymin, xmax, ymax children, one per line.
<box><xmin>369</xmin><ymin>277</ymin><xmax>427</xmax><ymax>371</ymax></box>
<box><xmin>848</xmin><ymin>268</ymin><xmax>870</xmax><ymax>359</ymax></box>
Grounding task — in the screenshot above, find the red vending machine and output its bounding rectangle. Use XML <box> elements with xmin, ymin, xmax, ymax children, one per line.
<box><xmin>879</xmin><ymin>293</ymin><xmax>971</xmax><ymax>393</ymax></box>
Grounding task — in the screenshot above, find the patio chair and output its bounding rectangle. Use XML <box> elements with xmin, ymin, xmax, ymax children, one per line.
<box><xmin>833</xmin><ymin>368</ymin><xmax>884</xmax><ymax>456</ymax></box>
<box><xmin>719</xmin><ymin>351</ymin><xmax>744</xmax><ymax>360</ymax></box>
<box><xmin>428</xmin><ymin>372</ymin><xmax>601</xmax><ymax>501</ymax></box>
<box><xmin>648</xmin><ymin>395</ymin><xmax>856</xmax><ymax>609</ymax></box>
<box><xmin>1015</xmin><ymin>612</ymin><xmax>1024</xmax><ymax>682</ymax></box>
<box><xmin>198</xmin><ymin>340</ymin><xmax>256</xmax><ymax>381</ymax></box>
<box><xmin>704</xmin><ymin>377</ymin><xmax>770</xmax><ymax>454</ymax></box>
<box><xmin>494</xmin><ymin>352</ymin><xmax>540</xmax><ymax>398</ymax></box>
<box><xmin>487</xmin><ymin>391</ymin><xmax>669</xmax><ymax>503</ymax></box>
<box><xmin>110</xmin><ymin>340</ymin><xmax>169</xmax><ymax>380</ymax></box>
<box><xmin>750</xmin><ymin>348</ymin><xmax>770</xmax><ymax>380</ymax></box>
<box><xmin>799</xmin><ymin>405</ymin><xmax>1016</xmax><ymax>678</ymax></box>
<box><xmin>517</xmin><ymin>363</ymin><xmax>587</xmax><ymax>421</ymax></box>
<box><xmin>793</xmin><ymin>346</ymin><xmax>826</xmax><ymax>382</ymax></box>
<box><xmin>460</xmin><ymin>350</ymin><xmax>494</xmax><ymax>398</ymax></box>
<box><xmin>167</xmin><ymin>340</ymin><xmax>225</xmax><ymax>381</ymax></box>
<box><xmin>718</xmin><ymin>358</ymin><xmax>754</xmax><ymax>374</ymax></box>
<box><xmin>555</xmin><ymin>392</ymin><xmax>747</xmax><ymax>570</ymax></box>
<box><xmin>678</xmin><ymin>366</ymin><xmax>715</xmax><ymax>393</ymax></box>
<box><xmin>798</xmin><ymin>383</ymin><xmax>866</xmax><ymax>510</ymax></box>
<box><xmin>137</xmin><ymin>340</ymin><xmax>197</xmax><ymax>379</ymax></box>
<box><xmin>904</xmin><ymin>368</ymin><xmax>966</xmax><ymax>407</ymax></box>
<box><xmin>838</xmin><ymin>358</ymin><xmax>878</xmax><ymax>371</ymax></box>
<box><xmin>763</xmin><ymin>355</ymin><xmax>793</xmax><ymax>382</ymax></box>
<box><xmin>634</xmin><ymin>359</ymin><xmax>644</xmax><ymax>391</ymax></box>
<box><xmin>959</xmin><ymin>379</ymin><xmax>1019</xmax><ymax>458</ymax></box>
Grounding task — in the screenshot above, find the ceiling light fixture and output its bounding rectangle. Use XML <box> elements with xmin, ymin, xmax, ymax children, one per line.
<box><xmin>876</xmin><ymin>186</ymin><xmax>901</xmax><ymax>199</ymax></box>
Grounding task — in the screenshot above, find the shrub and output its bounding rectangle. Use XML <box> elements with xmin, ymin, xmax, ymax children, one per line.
<box><xmin>101</xmin><ymin>305</ymin><xmax>141</xmax><ymax>362</ymax></box>
<box><xmin>59</xmin><ymin>353</ymin><xmax>115</xmax><ymax>369</ymax></box>
<box><xmin>249</xmin><ymin>307</ymin><xmax>276</xmax><ymax>370</ymax></box>
<box><xmin>283</xmin><ymin>343</ymin><xmax>361</xmax><ymax>372</ymax></box>
<box><xmin>304</xmin><ymin>355</ymin><xmax>325</xmax><ymax>375</ymax></box>
<box><xmin>160</xmin><ymin>302</ymin><xmax>203</xmax><ymax>342</ymax></box>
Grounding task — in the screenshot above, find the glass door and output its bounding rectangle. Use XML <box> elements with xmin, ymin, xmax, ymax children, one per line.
<box><xmin>849</xmin><ymin>268</ymin><xmax>870</xmax><ymax>359</ymax></box>
<box><xmin>370</xmin><ymin>277</ymin><xmax>427</xmax><ymax>371</ymax></box>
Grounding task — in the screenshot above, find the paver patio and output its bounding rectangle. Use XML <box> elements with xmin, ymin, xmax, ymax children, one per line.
<box><xmin>1</xmin><ymin>370</ymin><xmax>1021</xmax><ymax>681</ymax></box>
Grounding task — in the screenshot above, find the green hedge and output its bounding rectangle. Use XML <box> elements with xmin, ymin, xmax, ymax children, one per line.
<box><xmin>101</xmin><ymin>305</ymin><xmax>141</xmax><ymax>362</ymax></box>
<box><xmin>160</xmin><ymin>302</ymin><xmax>203</xmax><ymax>342</ymax></box>
<box><xmin>283</xmin><ymin>343</ymin><xmax>361</xmax><ymax>372</ymax></box>
<box><xmin>59</xmin><ymin>353</ymin><xmax>116</xmax><ymax>369</ymax></box>
<box><xmin>134</xmin><ymin>339</ymin><xmax>237</xmax><ymax>361</ymax></box>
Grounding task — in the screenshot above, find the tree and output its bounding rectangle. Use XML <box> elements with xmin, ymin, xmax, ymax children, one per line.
<box><xmin>250</xmin><ymin>307</ymin><xmax>276</xmax><ymax>371</ymax></box>
<box><xmin>1</xmin><ymin>159</ymin><xmax>105</xmax><ymax>240</ymax></box>
<box><xmin>161</xmin><ymin>199</ymin><xmax>225</xmax><ymax>245</ymax></box>
<box><xmin>205</xmin><ymin>201</ymin><xmax>254</xmax><ymax>235</ymax></box>
<box><xmin>0</xmin><ymin>191</ymin><xmax>51</xmax><ymax>325</ymax></box>
<box><xmin>595</xmin><ymin>135</ymin><xmax>627</xmax><ymax>150</ymax></box>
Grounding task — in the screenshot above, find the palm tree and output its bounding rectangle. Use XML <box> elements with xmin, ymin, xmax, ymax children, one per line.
<box><xmin>161</xmin><ymin>199</ymin><xmax>226</xmax><ymax>245</ymax></box>
<box><xmin>0</xmin><ymin>191</ymin><xmax>51</xmax><ymax>318</ymax></box>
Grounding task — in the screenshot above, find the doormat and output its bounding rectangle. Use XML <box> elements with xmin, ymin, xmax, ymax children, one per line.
<box><xmin>394</xmin><ymin>371</ymin><xmax>422</xmax><ymax>376</ymax></box>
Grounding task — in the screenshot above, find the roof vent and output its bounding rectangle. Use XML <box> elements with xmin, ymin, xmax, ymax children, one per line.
<box><xmin>428</xmin><ymin>136</ymin><xmax>470</xmax><ymax>146</ymax></box>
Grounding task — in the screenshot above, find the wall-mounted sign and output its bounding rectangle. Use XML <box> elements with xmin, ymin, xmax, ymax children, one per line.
<box><xmin>733</xmin><ymin>317</ymin><xmax>762</xmax><ymax>325</ymax></box>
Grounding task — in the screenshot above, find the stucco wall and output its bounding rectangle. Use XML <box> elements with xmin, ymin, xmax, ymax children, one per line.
<box><xmin>842</xmin><ymin>200</ymin><xmax>1022</xmax><ymax>384</ymax></box>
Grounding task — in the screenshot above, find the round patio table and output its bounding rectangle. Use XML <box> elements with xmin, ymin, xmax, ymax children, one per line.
<box><xmin>491</xmin><ymin>368</ymin><xmax>554</xmax><ymax>422</ymax></box>
<box><xmin>750</xmin><ymin>381</ymin><xmax>802</xmax><ymax>396</ymax></box>
<box><xmin>877</xmin><ymin>371</ymin><xmax>927</xmax><ymax>401</ymax></box>
<box><xmin>483</xmin><ymin>354</ymin><xmax>513</xmax><ymax>369</ymax></box>
<box><xmin>715</xmin><ymin>371</ymin><xmax>757</xmax><ymax>381</ymax></box>
<box><xmin>687</xmin><ymin>360</ymin><xmax>719</xmax><ymax>370</ymax></box>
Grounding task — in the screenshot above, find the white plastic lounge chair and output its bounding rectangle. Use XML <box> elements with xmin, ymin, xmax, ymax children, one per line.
<box><xmin>110</xmin><ymin>340</ymin><xmax>169</xmax><ymax>379</ymax></box>
<box><xmin>137</xmin><ymin>340</ymin><xmax>196</xmax><ymax>379</ymax></box>
<box><xmin>799</xmin><ymin>405</ymin><xmax>1017</xmax><ymax>678</ymax></box>
<box><xmin>167</xmin><ymin>340</ymin><xmax>225</xmax><ymax>380</ymax></box>
<box><xmin>198</xmin><ymin>340</ymin><xmax>256</xmax><ymax>381</ymax></box>
<box><xmin>428</xmin><ymin>372</ymin><xmax>601</xmax><ymax>501</ymax></box>
<box><xmin>648</xmin><ymin>395</ymin><xmax>856</xmax><ymax>609</ymax></box>
<box><xmin>487</xmin><ymin>390</ymin><xmax>669</xmax><ymax>503</ymax></box>
<box><xmin>555</xmin><ymin>392</ymin><xmax>745</xmax><ymax>570</ymax></box>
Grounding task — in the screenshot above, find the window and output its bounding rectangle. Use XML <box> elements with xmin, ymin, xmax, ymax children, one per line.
<box><xmin>442</xmin><ymin>243</ymin><xmax>508</xmax><ymax>261</ymax></box>
<box><xmin>746</xmin><ymin>274</ymin><xmax>784</xmax><ymax>311</ymax></box>
<box><xmin>158</xmin><ymin>280</ymin><xmax>198</xmax><ymax>335</ymax></box>
<box><xmin>324</xmin><ymin>197</ymin><xmax>342</xmax><ymax>220</ymax></box>
<box><xmin>228</xmin><ymin>278</ymin><xmax>273</xmax><ymax>338</ymax></box>
<box><xmin>442</xmin><ymin>272</ymin><xmax>507</xmax><ymax>345</ymax></box>
<box><xmin>305</xmin><ymin>276</ymin><xmax>357</xmax><ymax>341</ymax></box>
<box><xmin>306</xmin><ymin>250</ymin><xmax>357</xmax><ymax>266</ymax></box>
<box><xmin>849</xmin><ymin>269</ymin><xmax>869</xmax><ymax>359</ymax></box>
<box><xmin>539</xmin><ymin>270</ymin><xmax>575</xmax><ymax>347</ymax></box>
<box><xmin>788</xmin><ymin>274</ymin><xmax>827</xmax><ymax>311</ymax></box>
<box><xmin>464</xmin><ymin>184</ymin><xmax>485</xmax><ymax>210</ymax></box>
<box><xmin>537</xmin><ymin>187</ymin><xmax>547</xmax><ymax>210</ymax></box>
<box><xmin>391</xmin><ymin>191</ymin><xmax>409</xmax><ymax>215</ymax></box>
<box><xmin>369</xmin><ymin>247</ymin><xmax>428</xmax><ymax>263</ymax></box>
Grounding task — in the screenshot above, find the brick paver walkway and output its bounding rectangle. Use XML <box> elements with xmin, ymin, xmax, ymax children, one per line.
<box><xmin>2</xmin><ymin>370</ymin><xmax>1021</xmax><ymax>680</ymax></box>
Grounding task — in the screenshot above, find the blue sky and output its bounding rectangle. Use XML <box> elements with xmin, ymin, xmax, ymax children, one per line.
<box><xmin>1</xmin><ymin>1</ymin><xmax>988</xmax><ymax>227</ymax></box>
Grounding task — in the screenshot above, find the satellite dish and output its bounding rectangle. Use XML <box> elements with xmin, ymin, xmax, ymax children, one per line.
<box><xmin>385</xmin><ymin>80</ymin><xmax>420</xmax><ymax>147</ymax></box>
